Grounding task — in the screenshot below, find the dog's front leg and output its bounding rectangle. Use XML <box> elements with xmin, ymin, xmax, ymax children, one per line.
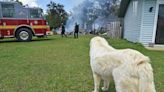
<box><xmin>92</xmin><ymin>73</ymin><xmax>101</xmax><ymax>92</ymax></box>
<box><xmin>102</xmin><ymin>80</ymin><xmax>109</xmax><ymax>91</ymax></box>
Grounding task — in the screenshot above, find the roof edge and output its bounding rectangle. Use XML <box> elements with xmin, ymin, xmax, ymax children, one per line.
<box><xmin>118</xmin><ymin>0</ymin><xmax>131</xmax><ymax>17</ymax></box>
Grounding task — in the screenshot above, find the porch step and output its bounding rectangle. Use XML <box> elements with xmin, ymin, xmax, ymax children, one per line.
<box><xmin>146</xmin><ymin>45</ymin><xmax>164</xmax><ymax>51</ymax></box>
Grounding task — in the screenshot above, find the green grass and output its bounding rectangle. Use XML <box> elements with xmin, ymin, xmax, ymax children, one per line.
<box><xmin>0</xmin><ymin>35</ymin><xmax>164</xmax><ymax>92</ymax></box>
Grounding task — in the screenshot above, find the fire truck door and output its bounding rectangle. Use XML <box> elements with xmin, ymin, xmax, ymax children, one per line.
<box><xmin>0</xmin><ymin>20</ymin><xmax>1</xmax><ymax>37</ymax></box>
<box><xmin>1</xmin><ymin>3</ymin><xmax>15</xmax><ymax>36</ymax></box>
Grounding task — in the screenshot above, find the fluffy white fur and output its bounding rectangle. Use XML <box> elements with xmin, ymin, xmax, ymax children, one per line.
<box><xmin>90</xmin><ymin>36</ymin><xmax>156</xmax><ymax>92</ymax></box>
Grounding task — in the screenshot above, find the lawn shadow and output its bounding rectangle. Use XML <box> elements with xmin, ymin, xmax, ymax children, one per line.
<box><xmin>0</xmin><ymin>38</ymin><xmax>54</xmax><ymax>44</ymax></box>
<box><xmin>0</xmin><ymin>39</ymin><xmax>18</xmax><ymax>43</ymax></box>
<box><xmin>32</xmin><ymin>38</ymin><xmax>55</xmax><ymax>42</ymax></box>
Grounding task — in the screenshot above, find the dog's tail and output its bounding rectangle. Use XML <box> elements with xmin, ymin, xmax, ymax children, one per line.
<box><xmin>137</xmin><ymin>58</ymin><xmax>156</xmax><ymax>92</ymax></box>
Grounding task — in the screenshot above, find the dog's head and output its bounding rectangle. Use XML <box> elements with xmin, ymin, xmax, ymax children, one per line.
<box><xmin>90</xmin><ymin>36</ymin><xmax>109</xmax><ymax>47</ymax></box>
<box><xmin>90</xmin><ymin>36</ymin><xmax>115</xmax><ymax>51</ymax></box>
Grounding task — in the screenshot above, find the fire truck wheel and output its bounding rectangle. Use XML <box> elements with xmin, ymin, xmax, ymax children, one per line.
<box><xmin>16</xmin><ymin>28</ymin><xmax>32</xmax><ymax>42</ymax></box>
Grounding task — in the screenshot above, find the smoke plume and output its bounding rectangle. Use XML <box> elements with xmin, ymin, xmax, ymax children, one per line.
<box><xmin>65</xmin><ymin>0</ymin><xmax>120</xmax><ymax>32</ymax></box>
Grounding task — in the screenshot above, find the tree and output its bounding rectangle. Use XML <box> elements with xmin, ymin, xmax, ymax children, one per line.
<box><xmin>46</xmin><ymin>1</ymin><xmax>68</xmax><ymax>29</ymax></box>
<box><xmin>9</xmin><ymin>0</ymin><xmax>23</xmax><ymax>5</ymax></box>
<box><xmin>15</xmin><ymin>0</ymin><xmax>23</xmax><ymax>5</ymax></box>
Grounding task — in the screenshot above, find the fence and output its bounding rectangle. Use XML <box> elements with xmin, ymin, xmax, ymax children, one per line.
<box><xmin>107</xmin><ymin>21</ymin><xmax>122</xmax><ymax>38</ymax></box>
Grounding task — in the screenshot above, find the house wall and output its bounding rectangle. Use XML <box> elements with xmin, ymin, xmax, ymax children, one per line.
<box><xmin>124</xmin><ymin>0</ymin><xmax>143</xmax><ymax>42</ymax></box>
<box><xmin>140</xmin><ymin>0</ymin><xmax>157</xmax><ymax>45</ymax></box>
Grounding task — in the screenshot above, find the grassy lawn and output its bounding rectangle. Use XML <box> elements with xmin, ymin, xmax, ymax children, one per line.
<box><xmin>0</xmin><ymin>35</ymin><xmax>164</xmax><ymax>92</ymax></box>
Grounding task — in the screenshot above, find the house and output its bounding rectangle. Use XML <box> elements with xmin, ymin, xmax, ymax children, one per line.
<box><xmin>119</xmin><ymin>0</ymin><xmax>164</xmax><ymax>46</ymax></box>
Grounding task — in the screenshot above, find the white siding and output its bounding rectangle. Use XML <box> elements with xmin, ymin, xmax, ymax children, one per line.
<box><xmin>140</xmin><ymin>0</ymin><xmax>157</xmax><ymax>45</ymax></box>
<box><xmin>124</xmin><ymin>0</ymin><xmax>143</xmax><ymax>42</ymax></box>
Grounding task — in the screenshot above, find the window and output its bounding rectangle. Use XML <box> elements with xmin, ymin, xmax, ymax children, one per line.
<box><xmin>2</xmin><ymin>4</ymin><xmax>15</xmax><ymax>18</ymax></box>
<box><xmin>30</xmin><ymin>9</ymin><xmax>43</xmax><ymax>18</ymax></box>
<box><xmin>133</xmin><ymin>0</ymin><xmax>138</xmax><ymax>15</ymax></box>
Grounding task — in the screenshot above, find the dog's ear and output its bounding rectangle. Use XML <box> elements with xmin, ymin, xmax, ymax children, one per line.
<box><xmin>136</xmin><ymin>56</ymin><xmax>150</xmax><ymax>66</ymax></box>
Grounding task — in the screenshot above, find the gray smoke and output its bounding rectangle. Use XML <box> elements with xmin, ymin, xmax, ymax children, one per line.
<box><xmin>65</xmin><ymin>0</ymin><xmax>120</xmax><ymax>32</ymax></box>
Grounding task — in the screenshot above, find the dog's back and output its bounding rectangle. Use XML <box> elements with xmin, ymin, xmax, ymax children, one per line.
<box><xmin>113</xmin><ymin>49</ymin><xmax>156</xmax><ymax>92</ymax></box>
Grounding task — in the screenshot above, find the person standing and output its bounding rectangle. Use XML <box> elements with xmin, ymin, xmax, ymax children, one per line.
<box><xmin>74</xmin><ymin>23</ymin><xmax>79</xmax><ymax>38</ymax></box>
<box><xmin>61</xmin><ymin>24</ymin><xmax>67</xmax><ymax>37</ymax></box>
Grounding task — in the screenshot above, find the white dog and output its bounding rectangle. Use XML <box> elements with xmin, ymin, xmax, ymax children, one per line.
<box><xmin>90</xmin><ymin>36</ymin><xmax>156</xmax><ymax>92</ymax></box>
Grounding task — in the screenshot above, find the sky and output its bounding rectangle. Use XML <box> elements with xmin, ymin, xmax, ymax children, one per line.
<box><xmin>18</xmin><ymin>0</ymin><xmax>86</xmax><ymax>13</ymax></box>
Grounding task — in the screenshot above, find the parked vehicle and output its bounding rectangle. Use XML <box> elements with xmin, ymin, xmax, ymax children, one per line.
<box><xmin>0</xmin><ymin>1</ymin><xmax>50</xmax><ymax>41</ymax></box>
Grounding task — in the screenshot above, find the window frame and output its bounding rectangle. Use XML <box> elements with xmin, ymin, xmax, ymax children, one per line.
<box><xmin>132</xmin><ymin>0</ymin><xmax>138</xmax><ymax>16</ymax></box>
<box><xmin>1</xmin><ymin>3</ymin><xmax>15</xmax><ymax>18</ymax></box>
<box><xmin>29</xmin><ymin>9</ymin><xmax>43</xmax><ymax>19</ymax></box>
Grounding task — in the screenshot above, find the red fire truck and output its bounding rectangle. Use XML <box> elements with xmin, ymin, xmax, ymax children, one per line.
<box><xmin>0</xmin><ymin>1</ymin><xmax>50</xmax><ymax>41</ymax></box>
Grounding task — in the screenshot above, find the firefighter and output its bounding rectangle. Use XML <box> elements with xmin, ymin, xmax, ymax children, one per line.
<box><xmin>61</xmin><ymin>24</ymin><xmax>67</xmax><ymax>37</ymax></box>
<box><xmin>74</xmin><ymin>23</ymin><xmax>79</xmax><ymax>38</ymax></box>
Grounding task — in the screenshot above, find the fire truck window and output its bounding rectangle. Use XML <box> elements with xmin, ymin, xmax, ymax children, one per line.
<box><xmin>30</xmin><ymin>9</ymin><xmax>42</xmax><ymax>18</ymax></box>
<box><xmin>2</xmin><ymin>4</ymin><xmax>15</xmax><ymax>18</ymax></box>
